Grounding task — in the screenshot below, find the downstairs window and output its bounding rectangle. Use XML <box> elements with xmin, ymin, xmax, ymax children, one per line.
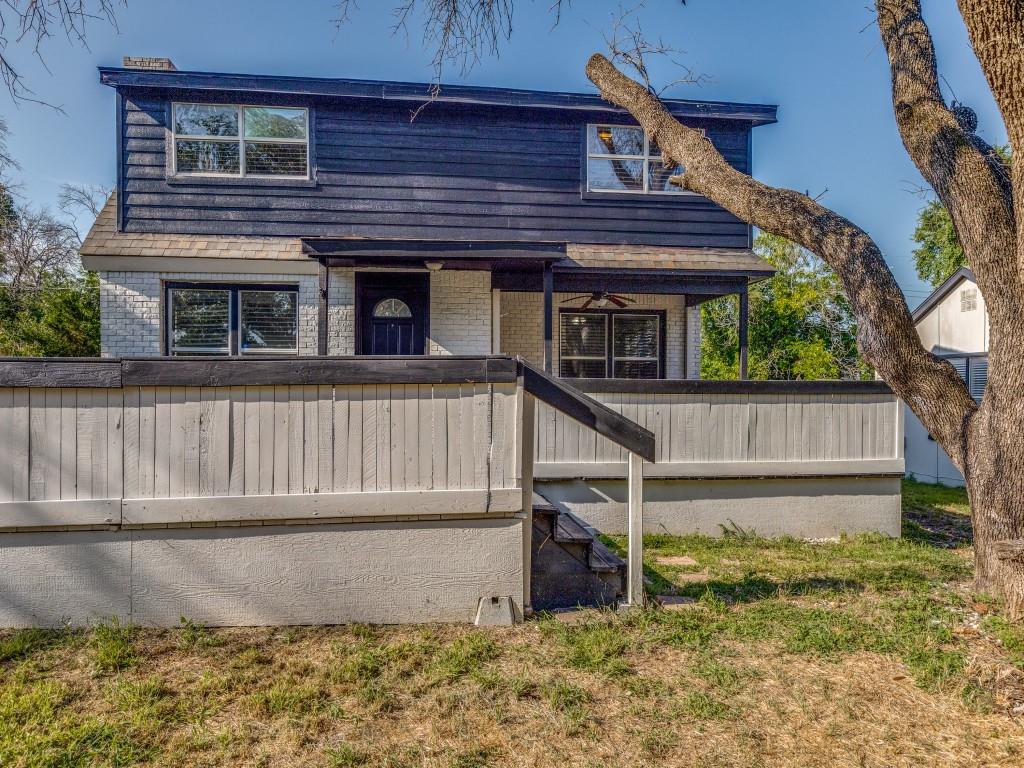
<box><xmin>559</xmin><ymin>311</ymin><xmax>663</xmax><ymax>379</ymax></box>
<box><xmin>166</xmin><ymin>283</ymin><xmax>299</xmax><ymax>356</ymax></box>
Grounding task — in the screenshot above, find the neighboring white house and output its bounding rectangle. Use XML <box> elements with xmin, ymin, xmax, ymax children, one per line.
<box><xmin>905</xmin><ymin>267</ymin><xmax>989</xmax><ymax>486</ymax></box>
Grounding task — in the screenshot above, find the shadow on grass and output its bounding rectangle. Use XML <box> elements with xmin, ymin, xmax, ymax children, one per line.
<box><xmin>902</xmin><ymin>478</ymin><xmax>972</xmax><ymax>549</ymax></box>
<box><xmin>660</xmin><ymin>574</ymin><xmax>865</xmax><ymax>604</ymax></box>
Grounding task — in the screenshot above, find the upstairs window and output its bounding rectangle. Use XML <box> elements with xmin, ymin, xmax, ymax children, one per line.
<box><xmin>167</xmin><ymin>283</ymin><xmax>299</xmax><ymax>356</ymax></box>
<box><xmin>559</xmin><ymin>311</ymin><xmax>663</xmax><ymax>379</ymax></box>
<box><xmin>172</xmin><ymin>103</ymin><xmax>309</xmax><ymax>178</ymax></box>
<box><xmin>586</xmin><ymin>124</ymin><xmax>691</xmax><ymax>195</ymax></box>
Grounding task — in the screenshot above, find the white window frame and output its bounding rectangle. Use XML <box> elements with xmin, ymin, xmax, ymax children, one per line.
<box><xmin>171</xmin><ymin>103</ymin><xmax>310</xmax><ymax>179</ymax></box>
<box><xmin>585</xmin><ymin>123</ymin><xmax>701</xmax><ymax>195</ymax></box>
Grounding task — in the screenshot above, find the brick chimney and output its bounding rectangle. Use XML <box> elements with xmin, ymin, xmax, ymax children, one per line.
<box><xmin>122</xmin><ymin>56</ymin><xmax>177</xmax><ymax>71</ymax></box>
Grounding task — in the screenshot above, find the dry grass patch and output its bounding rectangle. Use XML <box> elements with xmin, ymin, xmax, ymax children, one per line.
<box><xmin>3</xmin><ymin>481</ymin><xmax>1024</xmax><ymax>766</ymax></box>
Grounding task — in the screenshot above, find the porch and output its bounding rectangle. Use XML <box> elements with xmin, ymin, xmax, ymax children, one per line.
<box><xmin>303</xmin><ymin>239</ymin><xmax>773</xmax><ymax>379</ymax></box>
<box><xmin>0</xmin><ymin>355</ymin><xmax>902</xmax><ymax>628</ymax></box>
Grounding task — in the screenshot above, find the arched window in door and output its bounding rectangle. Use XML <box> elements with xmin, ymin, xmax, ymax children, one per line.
<box><xmin>373</xmin><ymin>298</ymin><xmax>412</xmax><ymax>318</ymax></box>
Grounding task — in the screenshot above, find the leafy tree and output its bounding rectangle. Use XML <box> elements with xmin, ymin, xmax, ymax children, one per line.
<box><xmin>0</xmin><ymin>271</ymin><xmax>100</xmax><ymax>357</ymax></box>
<box><xmin>0</xmin><ymin>195</ymin><xmax>102</xmax><ymax>357</ymax></box>
<box><xmin>912</xmin><ymin>199</ymin><xmax>965</xmax><ymax>287</ymax></box>
<box><xmin>701</xmin><ymin>233</ymin><xmax>864</xmax><ymax>380</ymax></box>
<box><xmin>912</xmin><ymin>146</ymin><xmax>1011</xmax><ymax>287</ymax></box>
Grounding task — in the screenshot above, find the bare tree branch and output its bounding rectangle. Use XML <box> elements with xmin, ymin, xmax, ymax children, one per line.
<box><xmin>0</xmin><ymin>0</ymin><xmax>121</xmax><ymax>107</ymax></box>
<box><xmin>57</xmin><ymin>181</ymin><xmax>109</xmax><ymax>244</ymax></box>
<box><xmin>600</xmin><ymin>1</ymin><xmax>707</xmax><ymax>96</ymax></box>
<box><xmin>0</xmin><ymin>203</ymin><xmax>81</xmax><ymax>296</ymax></box>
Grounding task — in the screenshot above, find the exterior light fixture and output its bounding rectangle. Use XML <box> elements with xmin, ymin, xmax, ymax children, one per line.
<box><xmin>424</xmin><ymin>260</ymin><xmax>444</xmax><ymax>271</ymax></box>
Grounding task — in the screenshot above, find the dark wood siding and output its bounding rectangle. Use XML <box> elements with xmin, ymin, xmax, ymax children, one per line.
<box><xmin>120</xmin><ymin>90</ymin><xmax>753</xmax><ymax>247</ymax></box>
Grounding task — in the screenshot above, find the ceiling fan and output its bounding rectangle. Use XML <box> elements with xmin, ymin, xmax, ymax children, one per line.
<box><xmin>561</xmin><ymin>292</ymin><xmax>637</xmax><ymax>309</ymax></box>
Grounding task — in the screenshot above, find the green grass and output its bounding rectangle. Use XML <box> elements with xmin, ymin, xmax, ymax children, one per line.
<box><xmin>4</xmin><ymin>480</ymin><xmax>1022</xmax><ymax>767</ymax></box>
<box><xmin>89</xmin><ymin>618</ymin><xmax>137</xmax><ymax>674</ymax></box>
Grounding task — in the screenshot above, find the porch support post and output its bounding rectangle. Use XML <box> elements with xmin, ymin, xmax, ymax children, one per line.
<box><xmin>682</xmin><ymin>295</ymin><xmax>689</xmax><ymax>379</ymax></box>
<box><xmin>542</xmin><ymin>262</ymin><xmax>554</xmax><ymax>373</ymax></box>
<box><xmin>626</xmin><ymin>451</ymin><xmax>645</xmax><ymax>608</ymax></box>
<box><xmin>518</xmin><ymin>384</ymin><xmax>536</xmax><ymax>614</ymax></box>
<box><xmin>317</xmin><ymin>259</ymin><xmax>329</xmax><ymax>356</ymax></box>
<box><xmin>491</xmin><ymin>288</ymin><xmax>502</xmax><ymax>354</ymax></box>
<box><xmin>738</xmin><ymin>286</ymin><xmax>749</xmax><ymax>380</ymax></box>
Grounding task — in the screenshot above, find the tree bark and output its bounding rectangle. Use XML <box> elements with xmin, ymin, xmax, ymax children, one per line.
<box><xmin>586</xmin><ymin>0</ymin><xmax>1024</xmax><ymax>614</ymax></box>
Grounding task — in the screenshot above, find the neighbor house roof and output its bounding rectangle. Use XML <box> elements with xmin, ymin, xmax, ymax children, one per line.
<box><xmin>911</xmin><ymin>266</ymin><xmax>977</xmax><ymax>324</ymax></box>
<box><xmin>98</xmin><ymin>67</ymin><xmax>779</xmax><ymax>126</ymax></box>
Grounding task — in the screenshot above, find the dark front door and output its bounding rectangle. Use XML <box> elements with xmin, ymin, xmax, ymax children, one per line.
<box><xmin>357</xmin><ymin>273</ymin><xmax>428</xmax><ymax>355</ymax></box>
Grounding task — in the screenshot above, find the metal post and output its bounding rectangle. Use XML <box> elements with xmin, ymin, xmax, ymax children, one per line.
<box><xmin>626</xmin><ymin>451</ymin><xmax>644</xmax><ymax>608</ymax></box>
<box><xmin>543</xmin><ymin>262</ymin><xmax>554</xmax><ymax>374</ymax></box>
<box><xmin>738</xmin><ymin>287</ymin><xmax>749</xmax><ymax>380</ymax></box>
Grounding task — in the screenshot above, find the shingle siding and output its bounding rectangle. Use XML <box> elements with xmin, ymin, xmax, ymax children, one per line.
<box><xmin>119</xmin><ymin>93</ymin><xmax>752</xmax><ymax>247</ymax></box>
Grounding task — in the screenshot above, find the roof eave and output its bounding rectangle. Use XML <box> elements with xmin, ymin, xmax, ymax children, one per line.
<box><xmin>98</xmin><ymin>67</ymin><xmax>779</xmax><ymax>126</ymax></box>
<box><xmin>910</xmin><ymin>266</ymin><xmax>977</xmax><ymax>323</ymax></box>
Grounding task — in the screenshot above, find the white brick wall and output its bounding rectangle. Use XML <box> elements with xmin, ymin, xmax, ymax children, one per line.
<box><xmin>99</xmin><ymin>271</ymin><xmax>321</xmax><ymax>357</ymax></box>
<box><xmin>327</xmin><ymin>268</ymin><xmax>356</xmax><ymax>356</ymax></box>
<box><xmin>428</xmin><ymin>270</ymin><xmax>492</xmax><ymax>355</ymax></box>
<box><xmin>499</xmin><ymin>291</ymin><xmax>702</xmax><ymax>379</ymax></box>
<box><xmin>100</xmin><ymin>268</ymin><xmax>703</xmax><ymax>373</ymax></box>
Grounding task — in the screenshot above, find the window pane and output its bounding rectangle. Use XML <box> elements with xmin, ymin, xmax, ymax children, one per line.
<box><xmin>175</xmin><ymin>104</ymin><xmax>238</xmax><ymax>136</ymax></box>
<box><xmin>244</xmin><ymin>107</ymin><xmax>307</xmax><ymax>139</ymax></box>
<box><xmin>176</xmin><ymin>140</ymin><xmax>241</xmax><ymax>174</ymax></box>
<box><xmin>240</xmin><ymin>291</ymin><xmax>298</xmax><ymax>353</ymax></box>
<box><xmin>588</xmin><ymin>125</ymin><xmax>644</xmax><ymax>156</ymax></box>
<box><xmin>588</xmin><ymin>158</ymin><xmax>643</xmax><ymax>192</ymax></box>
<box><xmin>560</xmin><ymin>359</ymin><xmax>606</xmax><ymax>378</ymax></box>
<box><xmin>648</xmin><ymin>160</ymin><xmax>685</xmax><ymax>193</ymax></box>
<box><xmin>561</xmin><ymin>313</ymin><xmax>606</xmax><ymax>357</ymax></box>
<box><xmin>373</xmin><ymin>298</ymin><xmax>412</xmax><ymax>318</ymax></box>
<box><xmin>613</xmin><ymin>315</ymin><xmax>659</xmax><ymax>358</ymax></box>
<box><xmin>613</xmin><ymin>360</ymin><xmax>659</xmax><ymax>379</ymax></box>
<box><xmin>170</xmin><ymin>289</ymin><xmax>230</xmax><ymax>353</ymax></box>
<box><xmin>244</xmin><ymin>142</ymin><xmax>308</xmax><ymax>176</ymax></box>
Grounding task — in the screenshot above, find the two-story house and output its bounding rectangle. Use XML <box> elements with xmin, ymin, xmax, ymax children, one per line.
<box><xmin>0</xmin><ymin>57</ymin><xmax>907</xmax><ymax>629</ymax></box>
<box><xmin>81</xmin><ymin>57</ymin><xmax>778</xmax><ymax>377</ymax></box>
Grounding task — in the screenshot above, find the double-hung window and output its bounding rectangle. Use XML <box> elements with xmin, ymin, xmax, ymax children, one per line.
<box><xmin>167</xmin><ymin>283</ymin><xmax>299</xmax><ymax>356</ymax></box>
<box><xmin>172</xmin><ymin>103</ymin><xmax>309</xmax><ymax>178</ymax></box>
<box><xmin>559</xmin><ymin>311</ymin><xmax>663</xmax><ymax>379</ymax></box>
<box><xmin>586</xmin><ymin>124</ymin><xmax>693</xmax><ymax>195</ymax></box>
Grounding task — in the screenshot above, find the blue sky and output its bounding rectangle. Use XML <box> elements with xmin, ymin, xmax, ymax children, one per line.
<box><xmin>0</xmin><ymin>0</ymin><xmax>1004</xmax><ymax>304</ymax></box>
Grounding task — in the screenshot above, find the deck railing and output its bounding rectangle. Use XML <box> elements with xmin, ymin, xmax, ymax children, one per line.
<box><xmin>534</xmin><ymin>378</ymin><xmax>902</xmax><ymax>479</ymax></box>
<box><xmin>0</xmin><ymin>357</ymin><xmax>527</xmax><ymax>528</ymax></box>
<box><xmin>0</xmin><ymin>356</ymin><xmax>658</xmax><ymax>612</ymax></box>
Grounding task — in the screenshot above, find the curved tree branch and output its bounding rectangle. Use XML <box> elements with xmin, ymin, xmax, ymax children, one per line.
<box><xmin>586</xmin><ymin>52</ymin><xmax>977</xmax><ymax>466</ymax></box>
<box><xmin>878</xmin><ymin>0</ymin><xmax>1019</xmax><ymax>332</ymax></box>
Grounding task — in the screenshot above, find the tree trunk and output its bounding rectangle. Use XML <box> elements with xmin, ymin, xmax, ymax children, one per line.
<box><xmin>965</xmin><ymin>398</ymin><xmax>1024</xmax><ymax>617</ymax></box>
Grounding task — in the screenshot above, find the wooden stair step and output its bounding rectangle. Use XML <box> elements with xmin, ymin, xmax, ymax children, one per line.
<box><xmin>554</xmin><ymin>513</ymin><xmax>592</xmax><ymax>544</ymax></box>
<box><xmin>588</xmin><ymin>537</ymin><xmax>627</xmax><ymax>573</ymax></box>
